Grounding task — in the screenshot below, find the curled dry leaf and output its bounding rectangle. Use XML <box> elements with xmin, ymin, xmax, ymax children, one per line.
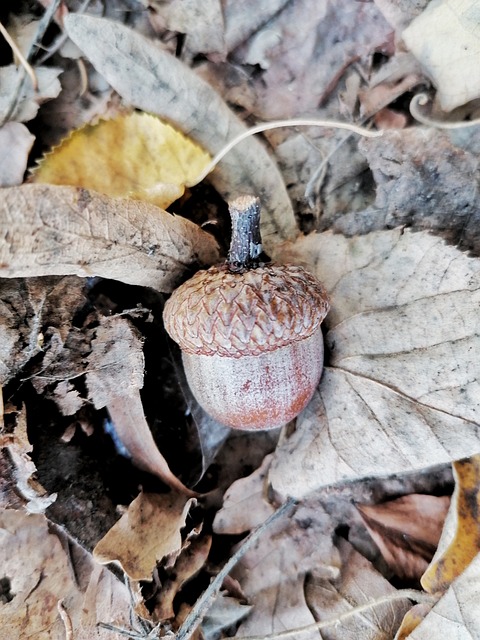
<box><xmin>0</xmin><ymin>509</ymin><xmax>132</xmax><ymax>639</ymax></box>
<box><xmin>270</xmin><ymin>229</ymin><xmax>480</xmax><ymax>499</ymax></box>
<box><xmin>86</xmin><ymin>317</ymin><xmax>194</xmax><ymax>495</ymax></box>
<box><xmin>421</xmin><ymin>455</ymin><xmax>480</xmax><ymax>595</ymax></box>
<box><xmin>93</xmin><ymin>492</ymin><xmax>195</xmax><ymax>581</ymax></box>
<box><xmin>0</xmin><ymin>184</ymin><xmax>220</xmax><ymax>292</ymax></box>
<box><xmin>357</xmin><ymin>494</ymin><xmax>450</xmax><ymax>581</ymax></box>
<box><xmin>403</xmin><ymin>0</ymin><xmax>480</xmax><ymax>111</ymax></box>
<box><xmin>63</xmin><ymin>13</ymin><xmax>297</xmax><ymax>251</ymax></box>
<box><xmin>0</xmin><ymin>122</ymin><xmax>35</xmax><ymax>187</ymax></box>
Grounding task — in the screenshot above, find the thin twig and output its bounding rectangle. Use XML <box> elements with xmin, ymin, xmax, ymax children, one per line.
<box><xmin>410</xmin><ymin>93</ymin><xmax>480</xmax><ymax>129</ymax></box>
<box><xmin>57</xmin><ymin>600</ymin><xmax>74</xmax><ymax>640</ymax></box>
<box><xmin>236</xmin><ymin>589</ymin><xmax>437</xmax><ymax>640</ymax></box>
<box><xmin>175</xmin><ymin>498</ymin><xmax>297</xmax><ymax>640</ymax></box>
<box><xmin>189</xmin><ymin>119</ymin><xmax>382</xmax><ymax>185</ymax></box>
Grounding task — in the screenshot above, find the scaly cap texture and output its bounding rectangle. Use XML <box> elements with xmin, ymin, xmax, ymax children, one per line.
<box><xmin>163</xmin><ymin>263</ymin><xmax>330</xmax><ymax>357</ymax></box>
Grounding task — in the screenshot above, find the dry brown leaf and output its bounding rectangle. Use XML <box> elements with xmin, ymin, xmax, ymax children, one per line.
<box><xmin>86</xmin><ymin>316</ymin><xmax>194</xmax><ymax>495</ymax></box>
<box><xmin>213</xmin><ymin>464</ymin><xmax>339</xmax><ymax>640</ymax></box>
<box><xmin>0</xmin><ymin>122</ymin><xmax>35</xmax><ymax>187</ymax></box>
<box><xmin>0</xmin><ymin>65</ymin><xmax>62</xmax><ymax>124</ymax></box>
<box><xmin>202</xmin><ymin>595</ymin><xmax>252</xmax><ymax>640</ymax></box>
<box><xmin>93</xmin><ymin>492</ymin><xmax>195</xmax><ymax>581</ymax></box>
<box><xmin>421</xmin><ymin>455</ymin><xmax>480</xmax><ymax>594</ymax></box>
<box><xmin>0</xmin><ymin>276</ymin><xmax>88</xmax><ymax>385</ymax></box>
<box><xmin>0</xmin><ymin>509</ymin><xmax>132</xmax><ymax>639</ymax></box>
<box><xmin>394</xmin><ymin>603</ymin><xmax>433</xmax><ymax>640</ymax></box>
<box><xmin>373</xmin><ymin>0</ymin><xmax>430</xmax><ymax>30</ymax></box>
<box><xmin>269</xmin><ymin>229</ymin><xmax>480</xmax><ymax>499</ymax></box>
<box><xmin>357</xmin><ymin>495</ymin><xmax>450</xmax><ymax>580</ymax></box>
<box><xmin>307</xmin><ymin>538</ymin><xmax>412</xmax><ymax>640</ymax></box>
<box><xmin>0</xmin><ymin>184</ymin><xmax>220</xmax><ymax>292</ymax></box>
<box><xmin>33</xmin><ymin>112</ymin><xmax>212</xmax><ymax>210</ymax></box>
<box><xmin>154</xmin><ymin>534</ymin><xmax>212</xmax><ymax>621</ymax></box>
<box><xmin>3</xmin><ymin>406</ymin><xmax>56</xmax><ymax>514</ymax></box>
<box><xmin>63</xmin><ymin>13</ymin><xmax>297</xmax><ymax>251</ymax></box>
<box><xmin>403</xmin><ymin>0</ymin><xmax>480</xmax><ymax>111</ymax></box>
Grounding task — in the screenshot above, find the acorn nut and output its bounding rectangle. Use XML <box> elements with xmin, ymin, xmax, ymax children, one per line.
<box><xmin>163</xmin><ymin>195</ymin><xmax>330</xmax><ymax>430</ymax></box>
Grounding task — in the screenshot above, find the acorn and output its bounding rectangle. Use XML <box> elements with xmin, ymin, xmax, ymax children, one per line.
<box><xmin>163</xmin><ymin>195</ymin><xmax>330</xmax><ymax>430</ymax></box>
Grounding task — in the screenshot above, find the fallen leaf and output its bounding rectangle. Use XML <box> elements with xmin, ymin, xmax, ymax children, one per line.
<box><xmin>306</xmin><ymin>538</ymin><xmax>412</xmax><ymax>640</ymax></box>
<box><xmin>0</xmin><ymin>184</ymin><xmax>220</xmax><ymax>292</ymax></box>
<box><xmin>421</xmin><ymin>455</ymin><xmax>480</xmax><ymax>594</ymax></box>
<box><xmin>403</xmin><ymin>0</ymin><xmax>480</xmax><ymax>111</ymax></box>
<box><xmin>213</xmin><ymin>464</ymin><xmax>339</xmax><ymax>640</ymax></box>
<box><xmin>407</xmin><ymin>551</ymin><xmax>480</xmax><ymax>639</ymax></box>
<box><xmin>63</xmin><ymin>13</ymin><xmax>297</xmax><ymax>251</ymax></box>
<box><xmin>86</xmin><ymin>316</ymin><xmax>194</xmax><ymax>495</ymax></box>
<box><xmin>93</xmin><ymin>492</ymin><xmax>195</xmax><ymax>581</ymax></box>
<box><xmin>33</xmin><ymin>112</ymin><xmax>212</xmax><ymax>210</ymax></box>
<box><xmin>0</xmin><ymin>122</ymin><xmax>35</xmax><ymax>187</ymax></box>
<box><xmin>374</xmin><ymin>0</ymin><xmax>430</xmax><ymax>30</ymax></box>
<box><xmin>202</xmin><ymin>595</ymin><xmax>252</xmax><ymax>640</ymax></box>
<box><xmin>269</xmin><ymin>228</ymin><xmax>480</xmax><ymax>499</ymax></box>
<box><xmin>0</xmin><ymin>509</ymin><xmax>132</xmax><ymax>639</ymax></box>
<box><xmin>336</xmin><ymin>128</ymin><xmax>480</xmax><ymax>253</ymax></box>
<box><xmin>394</xmin><ymin>603</ymin><xmax>434</xmax><ymax>640</ymax></box>
<box><xmin>154</xmin><ymin>534</ymin><xmax>212</xmax><ymax>621</ymax></box>
<box><xmin>357</xmin><ymin>494</ymin><xmax>450</xmax><ymax>580</ymax></box>
<box><xmin>0</xmin><ymin>65</ymin><xmax>62</xmax><ymax>124</ymax></box>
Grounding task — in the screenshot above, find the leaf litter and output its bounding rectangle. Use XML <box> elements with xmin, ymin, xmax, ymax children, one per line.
<box><xmin>1</xmin><ymin>1</ymin><xmax>480</xmax><ymax>639</ymax></box>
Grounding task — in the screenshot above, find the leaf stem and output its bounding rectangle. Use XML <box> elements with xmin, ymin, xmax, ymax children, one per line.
<box><xmin>189</xmin><ymin>119</ymin><xmax>382</xmax><ymax>185</ymax></box>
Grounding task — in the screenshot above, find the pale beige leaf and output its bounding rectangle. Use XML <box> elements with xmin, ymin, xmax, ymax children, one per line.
<box><xmin>0</xmin><ymin>65</ymin><xmax>62</xmax><ymax>124</ymax></box>
<box><xmin>63</xmin><ymin>13</ymin><xmax>297</xmax><ymax>252</ymax></box>
<box><xmin>307</xmin><ymin>538</ymin><xmax>411</xmax><ymax>640</ymax></box>
<box><xmin>270</xmin><ymin>229</ymin><xmax>480</xmax><ymax>499</ymax></box>
<box><xmin>93</xmin><ymin>492</ymin><xmax>195</xmax><ymax>581</ymax></box>
<box><xmin>408</xmin><ymin>551</ymin><xmax>480</xmax><ymax>639</ymax></box>
<box><xmin>214</xmin><ymin>467</ymin><xmax>339</xmax><ymax>640</ymax></box>
<box><xmin>0</xmin><ymin>509</ymin><xmax>132</xmax><ymax>639</ymax></box>
<box><xmin>0</xmin><ymin>122</ymin><xmax>35</xmax><ymax>187</ymax></box>
<box><xmin>403</xmin><ymin>0</ymin><xmax>480</xmax><ymax>111</ymax></box>
<box><xmin>0</xmin><ymin>184</ymin><xmax>220</xmax><ymax>292</ymax></box>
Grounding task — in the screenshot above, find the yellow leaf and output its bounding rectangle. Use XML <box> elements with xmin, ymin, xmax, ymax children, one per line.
<box><xmin>421</xmin><ymin>454</ymin><xmax>480</xmax><ymax>594</ymax></box>
<box><xmin>32</xmin><ymin>112</ymin><xmax>211</xmax><ymax>209</ymax></box>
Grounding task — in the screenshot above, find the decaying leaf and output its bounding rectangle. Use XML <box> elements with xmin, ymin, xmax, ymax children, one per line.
<box><xmin>403</xmin><ymin>0</ymin><xmax>480</xmax><ymax>111</ymax></box>
<box><xmin>86</xmin><ymin>316</ymin><xmax>194</xmax><ymax>495</ymax></box>
<box><xmin>33</xmin><ymin>112</ymin><xmax>212</xmax><ymax>210</ymax></box>
<box><xmin>421</xmin><ymin>455</ymin><xmax>480</xmax><ymax>594</ymax></box>
<box><xmin>0</xmin><ymin>122</ymin><xmax>35</xmax><ymax>187</ymax></box>
<box><xmin>63</xmin><ymin>13</ymin><xmax>297</xmax><ymax>251</ymax></box>
<box><xmin>0</xmin><ymin>509</ymin><xmax>132</xmax><ymax>639</ymax></box>
<box><xmin>270</xmin><ymin>229</ymin><xmax>480</xmax><ymax>499</ymax></box>
<box><xmin>202</xmin><ymin>595</ymin><xmax>252</xmax><ymax>640</ymax></box>
<box><xmin>93</xmin><ymin>492</ymin><xmax>195</xmax><ymax>581</ymax></box>
<box><xmin>154</xmin><ymin>533</ymin><xmax>212</xmax><ymax>621</ymax></box>
<box><xmin>357</xmin><ymin>494</ymin><xmax>450</xmax><ymax>580</ymax></box>
<box><xmin>307</xmin><ymin>539</ymin><xmax>412</xmax><ymax>640</ymax></box>
<box><xmin>0</xmin><ymin>184</ymin><xmax>220</xmax><ymax>292</ymax></box>
<box><xmin>2</xmin><ymin>407</ymin><xmax>56</xmax><ymax>514</ymax></box>
<box><xmin>213</xmin><ymin>462</ymin><xmax>339</xmax><ymax>640</ymax></box>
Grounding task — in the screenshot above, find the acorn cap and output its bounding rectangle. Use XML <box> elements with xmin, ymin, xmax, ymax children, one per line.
<box><xmin>163</xmin><ymin>262</ymin><xmax>330</xmax><ymax>358</ymax></box>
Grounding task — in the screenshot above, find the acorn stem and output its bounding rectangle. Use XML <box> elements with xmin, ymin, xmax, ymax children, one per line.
<box><xmin>227</xmin><ymin>195</ymin><xmax>263</xmax><ymax>273</ymax></box>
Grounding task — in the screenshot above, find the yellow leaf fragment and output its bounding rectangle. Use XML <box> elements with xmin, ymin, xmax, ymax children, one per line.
<box><xmin>32</xmin><ymin>112</ymin><xmax>211</xmax><ymax>209</ymax></box>
<box><xmin>421</xmin><ymin>454</ymin><xmax>480</xmax><ymax>594</ymax></box>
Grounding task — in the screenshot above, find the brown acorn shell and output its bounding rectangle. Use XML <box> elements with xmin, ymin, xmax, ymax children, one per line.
<box><xmin>163</xmin><ymin>263</ymin><xmax>330</xmax><ymax>358</ymax></box>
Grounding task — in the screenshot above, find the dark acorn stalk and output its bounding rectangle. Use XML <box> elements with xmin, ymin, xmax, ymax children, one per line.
<box><xmin>163</xmin><ymin>196</ymin><xmax>330</xmax><ymax>430</ymax></box>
